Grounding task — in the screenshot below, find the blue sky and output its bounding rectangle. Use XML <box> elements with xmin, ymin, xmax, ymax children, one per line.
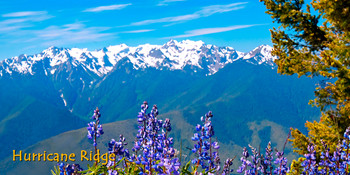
<box><xmin>0</xmin><ymin>0</ymin><xmax>275</xmax><ymax>60</ymax></box>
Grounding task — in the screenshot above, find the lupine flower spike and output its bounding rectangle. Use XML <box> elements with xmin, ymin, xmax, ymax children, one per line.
<box><xmin>86</xmin><ymin>107</ymin><xmax>104</xmax><ymax>164</ymax></box>
<box><xmin>132</xmin><ymin>102</ymin><xmax>180</xmax><ymax>174</ymax></box>
<box><xmin>191</xmin><ymin>111</ymin><xmax>221</xmax><ymax>173</ymax></box>
<box><xmin>57</xmin><ymin>163</ymin><xmax>83</xmax><ymax>175</ymax></box>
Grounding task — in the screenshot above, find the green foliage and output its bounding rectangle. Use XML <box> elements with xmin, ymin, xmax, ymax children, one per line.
<box><xmin>288</xmin><ymin>157</ymin><xmax>305</xmax><ymax>175</ymax></box>
<box><xmin>261</xmin><ymin>0</ymin><xmax>350</xmax><ymax>172</ymax></box>
<box><xmin>79</xmin><ymin>163</ymin><xmax>107</xmax><ymax>175</ymax></box>
<box><xmin>50</xmin><ymin>165</ymin><xmax>60</xmax><ymax>175</ymax></box>
<box><xmin>180</xmin><ymin>161</ymin><xmax>191</xmax><ymax>175</ymax></box>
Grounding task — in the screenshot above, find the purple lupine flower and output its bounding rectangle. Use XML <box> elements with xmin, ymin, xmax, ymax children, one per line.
<box><xmin>132</xmin><ymin>102</ymin><xmax>180</xmax><ymax>174</ymax></box>
<box><xmin>310</xmin><ymin>134</ymin><xmax>350</xmax><ymax>175</ymax></box>
<box><xmin>87</xmin><ymin>107</ymin><xmax>104</xmax><ymax>150</ymax></box>
<box><xmin>66</xmin><ymin>164</ymin><xmax>83</xmax><ymax>175</ymax></box>
<box><xmin>332</xmin><ymin>143</ymin><xmax>347</xmax><ymax>174</ymax></box>
<box><xmin>301</xmin><ymin>144</ymin><xmax>318</xmax><ymax>174</ymax></box>
<box><xmin>151</xmin><ymin>104</ymin><xmax>159</xmax><ymax>117</ymax></box>
<box><xmin>92</xmin><ymin>107</ymin><xmax>101</xmax><ymax>120</ymax></box>
<box><xmin>163</xmin><ymin>118</ymin><xmax>172</xmax><ymax>132</ymax></box>
<box><xmin>212</xmin><ymin>142</ymin><xmax>220</xmax><ymax>149</ymax></box>
<box><xmin>273</xmin><ymin>150</ymin><xmax>289</xmax><ymax>174</ymax></box>
<box><xmin>298</xmin><ymin>127</ymin><xmax>350</xmax><ymax>174</ymax></box>
<box><xmin>344</xmin><ymin>127</ymin><xmax>350</xmax><ymax>141</ymax></box>
<box><xmin>222</xmin><ymin>158</ymin><xmax>234</xmax><ymax>175</ymax></box>
<box><xmin>237</xmin><ymin>145</ymin><xmax>263</xmax><ymax>174</ymax></box>
<box><xmin>196</xmin><ymin>124</ymin><xmax>202</xmax><ymax>131</ymax></box>
<box><xmin>319</xmin><ymin>141</ymin><xmax>331</xmax><ymax>171</ymax></box>
<box><xmin>108</xmin><ymin>169</ymin><xmax>118</xmax><ymax>175</ymax></box>
<box><xmin>58</xmin><ymin>162</ymin><xmax>65</xmax><ymax>175</ymax></box>
<box><xmin>141</xmin><ymin>101</ymin><xmax>148</xmax><ymax>112</ymax></box>
<box><xmin>57</xmin><ymin>163</ymin><xmax>83</xmax><ymax>175</ymax></box>
<box><xmin>108</xmin><ymin>134</ymin><xmax>130</xmax><ymax>166</ymax></box>
<box><xmin>191</xmin><ymin>111</ymin><xmax>221</xmax><ymax>172</ymax></box>
<box><xmin>260</xmin><ymin>142</ymin><xmax>273</xmax><ymax>174</ymax></box>
<box><xmin>248</xmin><ymin>144</ymin><xmax>261</xmax><ymax>173</ymax></box>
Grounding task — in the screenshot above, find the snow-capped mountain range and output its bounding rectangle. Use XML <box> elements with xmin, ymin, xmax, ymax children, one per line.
<box><xmin>0</xmin><ymin>40</ymin><xmax>276</xmax><ymax>77</ymax></box>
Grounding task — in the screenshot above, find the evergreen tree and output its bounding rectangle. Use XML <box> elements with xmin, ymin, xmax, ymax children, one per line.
<box><xmin>260</xmin><ymin>0</ymin><xmax>350</xmax><ymax>173</ymax></box>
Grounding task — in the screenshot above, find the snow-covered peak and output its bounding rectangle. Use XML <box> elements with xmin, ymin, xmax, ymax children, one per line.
<box><xmin>106</xmin><ymin>44</ymin><xmax>128</xmax><ymax>53</ymax></box>
<box><xmin>178</xmin><ymin>40</ymin><xmax>204</xmax><ymax>49</ymax></box>
<box><xmin>68</xmin><ymin>48</ymin><xmax>87</xmax><ymax>58</ymax></box>
<box><xmin>164</xmin><ymin>39</ymin><xmax>178</xmax><ymax>46</ymax></box>
<box><xmin>0</xmin><ymin>40</ymin><xmax>276</xmax><ymax>77</ymax></box>
<box><xmin>163</xmin><ymin>39</ymin><xmax>204</xmax><ymax>50</ymax></box>
<box><xmin>42</xmin><ymin>47</ymin><xmax>57</xmax><ymax>57</ymax></box>
<box><xmin>259</xmin><ymin>45</ymin><xmax>272</xmax><ymax>54</ymax></box>
<box><xmin>243</xmin><ymin>45</ymin><xmax>276</xmax><ymax>66</ymax></box>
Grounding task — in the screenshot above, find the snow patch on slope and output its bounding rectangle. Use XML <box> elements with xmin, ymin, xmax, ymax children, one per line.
<box><xmin>60</xmin><ymin>93</ymin><xmax>67</xmax><ymax>107</ymax></box>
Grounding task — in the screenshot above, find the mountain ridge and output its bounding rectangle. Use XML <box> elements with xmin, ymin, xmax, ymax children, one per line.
<box><xmin>0</xmin><ymin>40</ymin><xmax>276</xmax><ymax>77</ymax></box>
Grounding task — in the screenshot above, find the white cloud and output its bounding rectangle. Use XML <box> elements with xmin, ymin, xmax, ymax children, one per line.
<box><xmin>122</xmin><ymin>29</ymin><xmax>154</xmax><ymax>33</ymax></box>
<box><xmin>0</xmin><ymin>9</ymin><xmax>113</xmax><ymax>47</ymax></box>
<box><xmin>2</xmin><ymin>11</ymin><xmax>47</xmax><ymax>17</ymax></box>
<box><xmin>164</xmin><ymin>25</ymin><xmax>257</xmax><ymax>39</ymax></box>
<box><xmin>83</xmin><ymin>4</ymin><xmax>132</xmax><ymax>12</ymax></box>
<box><xmin>34</xmin><ymin>23</ymin><xmax>114</xmax><ymax>46</ymax></box>
<box><xmin>199</xmin><ymin>2</ymin><xmax>247</xmax><ymax>17</ymax></box>
<box><xmin>0</xmin><ymin>11</ymin><xmax>53</xmax><ymax>33</ymax></box>
<box><xmin>130</xmin><ymin>2</ymin><xmax>247</xmax><ymax>26</ymax></box>
<box><xmin>0</xmin><ymin>25</ymin><xmax>30</xmax><ymax>32</ymax></box>
<box><xmin>131</xmin><ymin>14</ymin><xmax>199</xmax><ymax>26</ymax></box>
<box><xmin>158</xmin><ymin>0</ymin><xmax>186</xmax><ymax>6</ymax></box>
